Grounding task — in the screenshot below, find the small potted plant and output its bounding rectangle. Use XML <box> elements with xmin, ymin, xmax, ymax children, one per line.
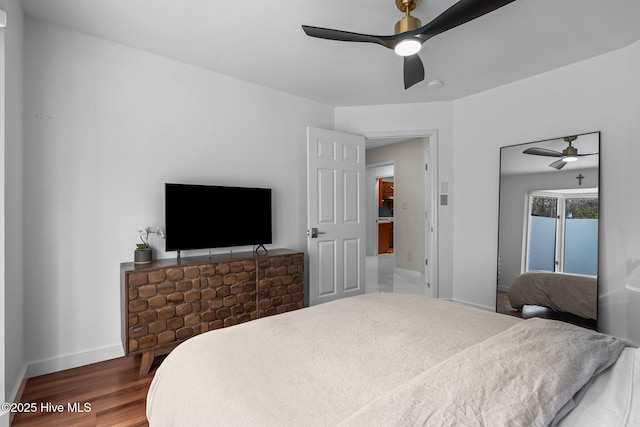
<box><xmin>134</xmin><ymin>226</ymin><xmax>165</xmax><ymax>264</ymax></box>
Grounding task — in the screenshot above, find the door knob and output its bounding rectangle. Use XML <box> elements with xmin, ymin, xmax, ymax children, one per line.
<box><xmin>308</xmin><ymin>227</ymin><xmax>325</xmax><ymax>238</ymax></box>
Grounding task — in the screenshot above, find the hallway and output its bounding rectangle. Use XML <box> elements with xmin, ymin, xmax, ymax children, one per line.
<box><xmin>365</xmin><ymin>254</ymin><xmax>427</xmax><ymax>295</ymax></box>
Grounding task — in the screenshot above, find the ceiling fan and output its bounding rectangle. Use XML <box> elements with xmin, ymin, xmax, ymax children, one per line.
<box><xmin>523</xmin><ymin>136</ymin><xmax>598</xmax><ymax>170</ymax></box>
<box><xmin>301</xmin><ymin>0</ymin><xmax>516</xmax><ymax>89</ymax></box>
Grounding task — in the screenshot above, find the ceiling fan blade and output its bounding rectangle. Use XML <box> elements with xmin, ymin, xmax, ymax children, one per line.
<box><xmin>550</xmin><ymin>160</ymin><xmax>567</xmax><ymax>170</ymax></box>
<box><xmin>412</xmin><ymin>0</ymin><xmax>517</xmax><ymax>42</ymax></box>
<box><xmin>403</xmin><ymin>54</ymin><xmax>425</xmax><ymax>89</ymax></box>
<box><xmin>304</xmin><ymin>0</ymin><xmax>516</xmax><ymax>48</ymax></box>
<box><xmin>523</xmin><ymin>147</ymin><xmax>563</xmax><ymax>157</ymax></box>
<box><xmin>577</xmin><ymin>152</ymin><xmax>598</xmax><ymax>157</ymax></box>
<box><xmin>301</xmin><ymin>25</ymin><xmax>395</xmax><ymax>49</ymax></box>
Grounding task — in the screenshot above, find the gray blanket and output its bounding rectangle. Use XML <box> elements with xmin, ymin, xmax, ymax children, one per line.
<box><xmin>340</xmin><ymin>318</ymin><xmax>624</xmax><ymax>427</ymax></box>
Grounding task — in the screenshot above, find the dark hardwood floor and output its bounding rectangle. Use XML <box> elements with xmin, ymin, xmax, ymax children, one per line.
<box><xmin>497</xmin><ymin>291</ymin><xmax>597</xmax><ymax>330</ymax></box>
<box><xmin>11</xmin><ymin>354</ymin><xmax>158</xmax><ymax>427</ymax></box>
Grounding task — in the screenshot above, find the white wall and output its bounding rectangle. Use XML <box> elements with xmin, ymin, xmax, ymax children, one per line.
<box><xmin>1</xmin><ymin>0</ymin><xmax>24</xmax><ymax>417</ymax></box>
<box><xmin>452</xmin><ymin>42</ymin><xmax>640</xmax><ymax>344</ymax></box>
<box><xmin>336</xmin><ymin>102</ymin><xmax>454</xmax><ymax>299</ymax></box>
<box><xmin>366</xmin><ymin>138</ymin><xmax>427</xmax><ymax>273</ymax></box>
<box><xmin>23</xmin><ymin>19</ymin><xmax>333</xmax><ymax>375</ymax></box>
<box><xmin>625</xmin><ymin>35</ymin><xmax>640</xmax><ymax>347</ymax></box>
<box><xmin>335</xmin><ymin>41</ymin><xmax>640</xmax><ymax>345</ymax></box>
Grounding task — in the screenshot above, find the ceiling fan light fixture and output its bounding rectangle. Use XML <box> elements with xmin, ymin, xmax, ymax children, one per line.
<box><xmin>394</xmin><ymin>39</ymin><xmax>422</xmax><ymax>56</ymax></box>
<box><xmin>562</xmin><ymin>142</ymin><xmax>578</xmax><ymax>161</ymax></box>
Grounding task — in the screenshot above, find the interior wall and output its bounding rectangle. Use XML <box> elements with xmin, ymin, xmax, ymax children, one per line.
<box><xmin>623</xmin><ymin>38</ymin><xmax>640</xmax><ymax>344</ymax></box>
<box><xmin>335</xmin><ymin>102</ymin><xmax>454</xmax><ymax>299</ymax></box>
<box><xmin>366</xmin><ymin>138</ymin><xmax>426</xmax><ymax>273</ymax></box>
<box><xmin>452</xmin><ymin>42</ymin><xmax>640</xmax><ymax>345</ymax></box>
<box><xmin>1</xmin><ymin>0</ymin><xmax>24</xmax><ymax>409</ymax></box>
<box><xmin>498</xmin><ymin>167</ymin><xmax>598</xmax><ymax>293</ymax></box>
<box><xmin>23</xmin><ymin>18</ymin><xmax>333</xmax><ymax>375</ymax></box>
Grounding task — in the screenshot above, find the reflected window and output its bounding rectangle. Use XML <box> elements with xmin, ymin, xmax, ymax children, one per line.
<box><xmin>526</xmin><ymin>190</ymin><xmax>598</xmax><ymax>276</ymax></box>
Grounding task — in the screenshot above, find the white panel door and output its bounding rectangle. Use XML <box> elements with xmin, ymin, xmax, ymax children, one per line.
<box><xmin>307</xmin><ymin>127</ymin><xmax>366</xmax><ymax>306</ymax></box>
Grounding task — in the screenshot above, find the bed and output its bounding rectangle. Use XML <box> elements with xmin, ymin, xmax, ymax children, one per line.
<box><xmin>146</xmin><ymin>293</ymin><xmax>634</xmax><ymax>426</ymax></box>
<box><xmin>508</xmin><ymin>272</ymin><xmax>597</xmax><ymax>320</ymax></box>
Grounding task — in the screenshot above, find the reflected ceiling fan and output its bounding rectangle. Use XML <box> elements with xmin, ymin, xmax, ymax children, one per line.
<box><xmin>523</xmin><ymin>136</ymin><xmax>598</xmax><ymax>170</ymax></box>
<box><xmin>301</xmin><ymin>0</ymin><xmax>516</xmax><ymax>89</ymax></box>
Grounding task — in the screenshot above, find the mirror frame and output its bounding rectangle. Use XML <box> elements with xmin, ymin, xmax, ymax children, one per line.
<box><xmin>496</xmin><ymin>131</ymin><xmax>600</xmax><ymax>329</ymax></box>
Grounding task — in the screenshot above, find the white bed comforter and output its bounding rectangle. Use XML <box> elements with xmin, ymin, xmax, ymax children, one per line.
<box><xmin>146</xmin><ymin>293</ymin><xmax>624</xmax><ymax>426</ymax></box>
<box><xmin>147</xmin><ymin>293</ymin><xmax>521</xmax><ymax>426</ymax></box>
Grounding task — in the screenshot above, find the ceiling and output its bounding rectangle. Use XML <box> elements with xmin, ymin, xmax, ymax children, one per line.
<box><xmin>19</xmin><ymin>0</ymin><xmax>640</xmax><ymax>107</ymax></box>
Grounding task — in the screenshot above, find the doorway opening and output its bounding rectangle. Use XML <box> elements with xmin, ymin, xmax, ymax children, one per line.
<box><xmin>363</xmin><ymin>131</ymin><xmax>438</xmax><ymax>298</ymax></box>
<box><xmin>366</xmin><ymin>164</ymin><xmax>396</xmax><ymax>292</ymax></box>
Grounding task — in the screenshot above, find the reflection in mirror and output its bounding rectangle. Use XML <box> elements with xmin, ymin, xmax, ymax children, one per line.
<box><xmin>496</xmin><ymin>132</ymin><xmax>599</xmax><ymax>330</ymax></box>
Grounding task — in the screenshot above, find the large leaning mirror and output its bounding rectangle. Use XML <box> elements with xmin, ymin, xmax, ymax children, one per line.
<box><xmin>497</xmin><ymin>132</ymin><xmax>599</xmax><ymax>330</ymax></box>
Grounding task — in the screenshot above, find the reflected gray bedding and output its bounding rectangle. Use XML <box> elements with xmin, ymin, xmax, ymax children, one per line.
<box><xmin>508</xmin><ymin>272</ymin><xmax>597</xmax><ymax>320</ymax></box>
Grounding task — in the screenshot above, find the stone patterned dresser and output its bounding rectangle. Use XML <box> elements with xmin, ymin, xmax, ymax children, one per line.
<box><xmin>121</xmin><ymin>248</ymin><xmax>304</xmax><ymax>375</ymax></box>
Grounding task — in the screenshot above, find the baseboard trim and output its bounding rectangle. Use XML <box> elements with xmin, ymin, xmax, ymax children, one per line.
<box><xmin>445</xmin><ymin>297</ymin><xmax>495</xmax><ymax>312</ymax></box>
<box><xmin>394</xmin><ymin>267</ymin><xmax>422</xmax><ymax>278</ymax></box>
<box><xmin>27</xmin><ymin>344</ymin><xmax>124</xmax><ymax>378</ymax></box>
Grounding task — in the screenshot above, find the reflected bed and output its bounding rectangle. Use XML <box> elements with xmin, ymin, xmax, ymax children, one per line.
<box><xmin>508</xmin><ymin>271</ymin><xmax>597</xmax><ymax>320</ymax></box>
<box><xmin>147</xmin><ymin>293</ymin><xmax>633</xmax><ymax>426</ymax></box>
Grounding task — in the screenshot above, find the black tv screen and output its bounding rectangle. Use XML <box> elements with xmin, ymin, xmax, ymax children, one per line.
<box><xmin>165</xmin><ymin>183</ymin><xmax>272</xmax><ymax>251</ymax></box>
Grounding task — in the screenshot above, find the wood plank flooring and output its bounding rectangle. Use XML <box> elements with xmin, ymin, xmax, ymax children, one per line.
<box><xmin>11</xmin><ymin>354</ymin><xmax>156</xmax><ymax>427</ymax></box>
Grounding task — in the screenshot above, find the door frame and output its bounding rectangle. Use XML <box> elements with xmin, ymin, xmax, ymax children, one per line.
<box><xmin>363</xmin><ymin>129</ymin><xmax>439</xmax><ymax>298</ymax></box>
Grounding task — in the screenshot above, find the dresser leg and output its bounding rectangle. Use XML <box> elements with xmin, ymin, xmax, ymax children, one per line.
<box><xmin>139</xmin><ymin>351</ymin><xmax>154</xmax><ymax>376</ymax></box>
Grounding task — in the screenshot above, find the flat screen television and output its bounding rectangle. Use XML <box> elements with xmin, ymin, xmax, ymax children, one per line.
<box><xmin>165</xmin><ymin>183</ymin><xmax>272</xmax><ymax>252</ymax></box>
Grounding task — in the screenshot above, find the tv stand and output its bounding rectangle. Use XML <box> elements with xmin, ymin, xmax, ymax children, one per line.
<box><xmin>121</xmin><ymin>248</ymin><xmax>304</xmax><ymax>376</ymax></box>
<box><xmin>254</xmin><ymin>244</ymin><xmax>268</xmax><ymax>255</ymax></box>
<box><xmin>176</xmin><ymin>249</ymin><xmax>182</xmax><ymax>264</ymax></box>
